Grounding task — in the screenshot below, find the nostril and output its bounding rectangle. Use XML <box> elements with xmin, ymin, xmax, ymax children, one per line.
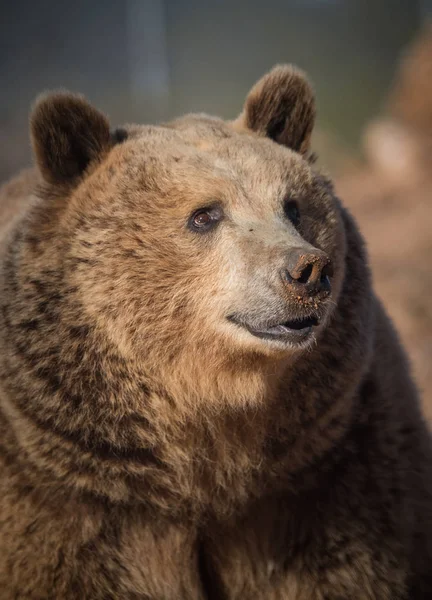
<box><xmin>297</xmin><ymin>263</ymin><xmax>313</xmax><ymax>284</ymax></box>
<box><xmin>320</xmin><ymin>273</ymin><xmax>331</xmax><ymax>294</ymax></box>
<box><xmin>321</xmin><ymin>262</ymin><xmax>334</xmax><ymax>280</ymax></box>
<box><xmin>284</xmin><ymin>270</ymin><xmax>293</xmax><ymax>283</ymax></box>
<box><xmin>317</xmin><ymin>263</ymin><xmax>332</xmax><ymax>293</ymax></box>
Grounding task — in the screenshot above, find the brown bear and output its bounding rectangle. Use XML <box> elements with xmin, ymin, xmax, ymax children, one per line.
<box><xmin>0</xmin><ymin>65</ymin><xmax>431</xmax><ymax>599</ymax></box>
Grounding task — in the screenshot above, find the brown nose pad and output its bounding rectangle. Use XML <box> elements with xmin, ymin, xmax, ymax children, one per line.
<box><xmin>283</xmin><ymin>247</ymin><xmax>332</xmax><ymax>296</ymax></box>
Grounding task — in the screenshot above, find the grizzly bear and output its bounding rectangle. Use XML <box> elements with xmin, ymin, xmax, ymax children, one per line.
<box><xmin>0</xmin><ymin>65</ymin><xmax>431</xmax><ymax>599</ymax></box>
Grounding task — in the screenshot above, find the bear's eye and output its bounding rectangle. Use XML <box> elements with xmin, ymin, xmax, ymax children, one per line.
<box><xmin>189</xmin><ymin>206</ymin><xmax>223</xmax><ymax>233</ymax></box>
<box><xmin>283</xmin><ymin>199</ymin><xmax>300</xmax><ymax>227</ymax></box>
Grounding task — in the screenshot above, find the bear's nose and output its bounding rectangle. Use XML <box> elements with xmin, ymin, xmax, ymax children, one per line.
<box><xmin>282</xmin><ymin>247</ymin><xmax>332</xmax><ymax>297</ymax></box>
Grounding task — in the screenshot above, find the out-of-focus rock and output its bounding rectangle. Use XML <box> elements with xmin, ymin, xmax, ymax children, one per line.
<box><xmin>336</xmin><ymin>23</ymin><xmax>432</xmax><ymax>419</ymax></box>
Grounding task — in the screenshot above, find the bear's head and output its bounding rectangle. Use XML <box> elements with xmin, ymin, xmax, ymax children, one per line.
<box><xmin>27</xmin><ymin>65</ymin><xmax>346</xmax><ymax>408</ymax></box>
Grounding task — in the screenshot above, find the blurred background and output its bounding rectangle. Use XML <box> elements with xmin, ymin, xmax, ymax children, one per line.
<box><xmin>1</xmin><ymin>1</ymin><xmax>431</xmax><ymax>416</ymax></box>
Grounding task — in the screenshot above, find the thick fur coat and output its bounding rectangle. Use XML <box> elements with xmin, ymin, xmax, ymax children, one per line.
<box><xmin>0</xmin><ymin>66</ymin><xmax>431</xmax><ymax>599</ymax></box>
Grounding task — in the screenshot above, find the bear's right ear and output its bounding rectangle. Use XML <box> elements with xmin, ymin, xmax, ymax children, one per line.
<box><xmin>30</xmin><ymin>92</ymin><xmax>112</xmax><ymax>186</ymax></box>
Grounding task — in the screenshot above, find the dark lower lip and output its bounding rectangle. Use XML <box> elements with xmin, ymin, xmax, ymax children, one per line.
<box><xmin>230</xmin><ymin>316</ymin><xmax>319</xmax><ymax>345</ymax></box>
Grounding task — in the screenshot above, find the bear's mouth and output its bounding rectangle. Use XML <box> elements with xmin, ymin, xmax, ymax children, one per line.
<box><xmin>229</xmin><ymin>314</ymin><xmax>319</xmax><ymax>345</ymax></box>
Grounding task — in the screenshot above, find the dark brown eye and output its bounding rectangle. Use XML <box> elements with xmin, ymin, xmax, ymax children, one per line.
<box><xmin>193</xmin><ymin>211</ymin><xmax>211</xmax><ymax>227</ymax></box>
<box><xmin>189</xmin><ymin>205</ymin><xmax>223</xmax><ymax>233</ymax></box>
<box><xmin>284</xmin><ymin>199</ymin><xmax>300</xmax><ymax>227</ymax></box>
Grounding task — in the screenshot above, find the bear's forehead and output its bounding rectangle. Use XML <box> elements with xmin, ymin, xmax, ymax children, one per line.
<box><xmin>115</xmin><ymin>117</ymin><xmax>315</xmax><ymax>204</ymax></box>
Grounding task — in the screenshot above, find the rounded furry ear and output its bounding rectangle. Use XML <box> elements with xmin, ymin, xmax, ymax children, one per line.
<box><xmin>236</xmin><ymin>65</ymin><xmax>316</xmax><ymax>155</ymax></box>
<box><xmin>30</xmin><ymin>91</ymin><xmax>112</xmax><ymax>185</ymax></box>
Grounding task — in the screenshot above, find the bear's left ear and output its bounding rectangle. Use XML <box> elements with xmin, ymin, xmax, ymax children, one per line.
<box><xmin>234</xmin><ymin>65</ymin><xmax>316</xmax><ymax>155</ymax></box>
<box><xmin>30</xmin><ymin>91</ymin><xmax>112</xmax><ymax>186</ymax></box>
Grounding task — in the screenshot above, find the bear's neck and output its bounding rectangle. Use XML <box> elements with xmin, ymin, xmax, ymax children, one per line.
<box><xmin>0</xmin><ymin>208</ymin><xmax>375</xmax><ymax>518</ymax></box>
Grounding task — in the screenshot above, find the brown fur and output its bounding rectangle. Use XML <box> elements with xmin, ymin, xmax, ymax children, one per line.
<box><xmin>0</xmin><ymin>65</ymin><xmax>431</xmax><ymax>599</ymax></box>
<box><xmin>233</xmin><ymin>65</ymin><xmax>316</xmax><ymax>155</ymax></box>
